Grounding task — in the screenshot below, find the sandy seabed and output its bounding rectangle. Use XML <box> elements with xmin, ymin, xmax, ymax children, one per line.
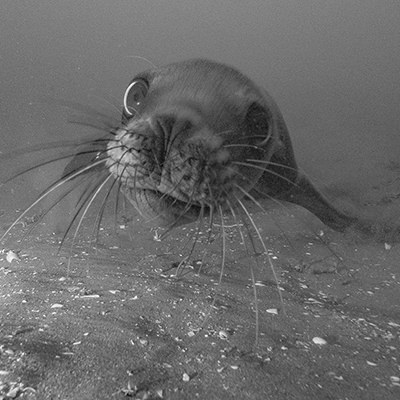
<box><xmin>0</xmin><ymin>195</ymin><xmax>399</xmax><ymax>400</ymax></box>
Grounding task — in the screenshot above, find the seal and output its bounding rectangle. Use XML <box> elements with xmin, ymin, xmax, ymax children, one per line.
<box><xmin>63</xmin><ymin>59</ymin><xmax>357</xmax><ymax>234</ymax></box>
<box><xmin>2</xmin><ymin>59</ymin><xmax>394</xmax><ymax>249</ymax></box>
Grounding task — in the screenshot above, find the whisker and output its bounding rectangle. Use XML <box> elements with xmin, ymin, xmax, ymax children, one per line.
<box><xmin>1</xmin><ymin>139</ymin><xmax>113</xmax><ymax>188</ymax></box>
<box><xmin>232</xmin><ymin>161</ymin><xmax>299</xmax><ymax>188</ymax></box>
<box><xmin>190</xmin><ymin>204</ymin><xmax>212</xmax><ymax>276</ymax></box>
<box><xmin>158</xmin><ymin>197</ymin><xmax>197</xmax><ymax>239</ymax></box>
<box><xmin>226</xmin><ymin>134</ymin><xmax>272</xmax><ymax>142</ymax></box>
<box><xmin>234</xmin><ymin>181</ymin><xmax>304</xmax><ymax>251</ymax></box>
<box><xmin>235</xmin><ymin>182</ymin><xmax>346</xmax><ymax>265</ymax></box>
<box><xmin>61</xmin><ymin>173</ymin><xmax>113</xmax><ymax>273</ymax></box>
<box><xmin>196</xmin><ymin>203</ymin><xmax>223</xmax><ymax>332</ymax></box>
<box><xmin>223</xmin><ymin>143</ymin><xmax>267</xmax><ymax>151</ymax></box>
<box><xmin>174</xmin><ymin>209</ymin><xmax>206</xmax><ymax>277</ymax></box>
<box><xmin>70</xmin><ymin>174</ymin><xmax>114</xmax><ymax>246</ymax></box>
<box><xmin>16</xmin><ymin>174</ymin><xmax>92</xmax><ymax>244</ymax></box>
<box><xmin>241</xmin><ymin>183</ymin><xmax>298</xmax><ymax>247</ymax></box>
<box><xmin>153</xmin><ymin>179</ymin><xmax>201</xmax><ymax>236</ymax></box>
<box><xmin>235</xmin><ymin>196</ymin><xmax>286</xmax><ymax>314</ymax></box>
<box><xmin>216</xmin><ymin>204</ymin><xmax>229</xmax><ymax>285</ymax></box>
<box><xmin>40</xmin><ymin>97</ymin><xmax>120</xmax><ymax>126</ymax></box>
<box><xmin>48</xmin><ymin>172</ymin><xmax>105</xmax><ymax>246</ymax></box>
<box><xmin>0</xmin><ymin>158</ymin><xmax>108</xmax><ymax>242</ymax></box>
<box><xmin>87</xmin><ymin>93</ymin><xmax>124</xmax><ymax>116</ymax></box>
<box><xmin>67</xmin><ymin>119</ymin><xmax>115</xmax><ymax>133</ymax></box>
<box><xmin>227</xmin><ymin>200</ymin><xmax>260</xmax><ymax>345</ymax></box>
<box><xmin>0</xmin><ymin>138</ymin><xmax>105</xmax><ymax>162</ymax></box>
<box><xmin>90</xmin><ymin>173</ymin><xmax>119</xmax><ymax>247</ymax></box>
<box><xmin>125</xmin><ymin>55</ymin><xmax>158</xmax><ymax>69</ymax></box>
<box><xmin>244</xmin><ymin>158</ymin><xmax>300</xmax><ymax>173</ymax></box>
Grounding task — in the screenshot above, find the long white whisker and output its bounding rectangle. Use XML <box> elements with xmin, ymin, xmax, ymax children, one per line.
<box><xmin>66</xmin><ymin>174</ymin><xmax>114</xmax><ymax>274</ymax></box>
<box><xmin>235</xmin><ymin>197</ymin><xmax>286</xmax><ymax>315</ymax></box>
<box><xmin>235</xmin><ymin>183</ymin><xmax>345</xmax><ymax>265</ymax></box>
<box><xmin>227</xmin><ymin>200</ymin><xmax>260</xmax><ymax>345</ymax></box>
<box><xmin>125</xmin><ymin>55</ymin><xmax>158</xmax><ymax>69</ymax></box>
<box><xmin>232</xmin><ymin>161</ymin><xmax>298</xmax><ymax>187</ymax></box>
<box><xmin>0</xmin><ymin>158</ymin><xmax>108</xmax><ymax>242</ymax></box>
<box><xmin>244</xmin><ymin>158</ymin><xmax>299</xmax><ymax>172</ymax></box>
<box><xmin>217</xmin><ymin>205</ymin><xmax>226</xmax><ymax>285</ymax></box>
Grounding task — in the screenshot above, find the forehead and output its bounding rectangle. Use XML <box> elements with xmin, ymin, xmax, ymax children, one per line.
<box><xmin>133</xmin><ymin>59</ymin><xmax>264</xmax><ymax>108</ymax></box>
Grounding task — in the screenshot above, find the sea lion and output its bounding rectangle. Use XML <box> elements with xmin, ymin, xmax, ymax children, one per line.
<box><xmin>2</xmin><ymin>59</ymin><xmax>393</xmax><ymax>251</ymax></box>
<box><xmin>62</xmin><ymin>59</ymin><xmax>357</xmax><ymax>235</ymax></box>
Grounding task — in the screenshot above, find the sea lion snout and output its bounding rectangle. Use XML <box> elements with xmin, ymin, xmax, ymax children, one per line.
<box><xmin>106</xmin><ymin>118</ymin><xmax>162</xmax><ymax>188</ymax></box>
<box><xmin>107</xmin><ymin>109</ymin><xmax>219</xmax><ymax>184</ymax></box>
<box><xmin>107</xmin><ymin>108</ymin><xmax>241</xmax><ymax>220</ymax></box>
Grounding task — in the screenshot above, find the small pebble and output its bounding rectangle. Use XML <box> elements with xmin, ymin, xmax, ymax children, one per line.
<box><xmin>312</xmin><ymin>337</ymin><xmax>327</xmax><ymax>345</ymax></box>
<box><xmin>266</xmin><ymin>308</ymin><xmax>278</xmax><ymax>315</ymax></box>
<box><xmin>6</xmin><ymin>250</ymin><xmax>20</xmax><ymax>263</ymax></box>
<box><xmin>7</xmin><ymin>387</ymin><xmax>21</xmax><ymax>398</ymax></box>
<box><xmin>218</xmin><ymin>330</ymin><xmax>228</xmax><ymax>340</ymax></box>
<box><xmin>182</xmin><ymin>373</ymin><xmax>190</xmax><ymax>382</ymax></box>
<box><xmin>0</xmin><ymin>370</ymin><xmax>10</xmax><ymax>375</ymax></box>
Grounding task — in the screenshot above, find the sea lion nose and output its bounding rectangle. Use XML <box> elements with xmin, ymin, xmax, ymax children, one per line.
<box><xmin>149</xmin><ymin>114</ymin><xmax>196</xmax><ymax>150</ymax></box>
<box><xmin>153</xmin><ymin>113</ymin><xmax>193</xmax><ymax>134</ymax></box>
<box><xmin>151</xmin><ymin>115</ymin><xmax>176</xmax><ymax>146</ymax></box>
<box><xmin>127</xmin><ymin>115</ymin><xmax>181</xmax><ymax>173</ymax></box>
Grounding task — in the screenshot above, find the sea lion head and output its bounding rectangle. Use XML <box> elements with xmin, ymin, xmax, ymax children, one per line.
<box><xmin>106</xmin><ymin>59</ymin><xmax>291</xmax><ymax>227</ymax></box>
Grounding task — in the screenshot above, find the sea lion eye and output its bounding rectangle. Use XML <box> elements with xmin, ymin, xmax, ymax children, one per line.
<box><xmin>123</xmin><ymin>79</ymin><xmax>149</xmax><ymax>116</ymax></box>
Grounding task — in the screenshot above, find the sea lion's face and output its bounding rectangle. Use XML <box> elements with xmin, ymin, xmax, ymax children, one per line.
<box><xmin>106</xmin><ymin>59</ymin><xmax>276</xmax><ymax>226</ymax></box>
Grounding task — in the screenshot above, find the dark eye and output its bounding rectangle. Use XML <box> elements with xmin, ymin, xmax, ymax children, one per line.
<box><xmin>123</xmin><ymin>79</ymin><xmax>149</xmax><ymax>116</ymax></box>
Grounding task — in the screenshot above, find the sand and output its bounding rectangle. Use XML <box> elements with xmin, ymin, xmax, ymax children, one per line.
<box><xmin>1</xmin><ymin>196</ymin><xmax>399</xmax><ymax>400</ymax></box>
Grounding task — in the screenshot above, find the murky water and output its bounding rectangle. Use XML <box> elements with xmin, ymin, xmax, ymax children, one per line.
<box><xmin>1</xmin><ymin>1</ymin><xmax>399</xmax><ymax>216</ymax></box>
<box><xmin>1</xmin><ymin>4</ymin><xmax>400</xmax><ymax>398</ymax></box>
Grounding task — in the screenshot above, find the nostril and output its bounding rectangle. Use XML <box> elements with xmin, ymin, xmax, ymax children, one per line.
<box><xmin>154</xmin><ymin>115</ymin><xmax>195</xmax><ymax>149</ymax></box>
<box><xmin>155</xmin><ymin>116</ymin><xmax>176</xmax><ymax>140</ymax></box>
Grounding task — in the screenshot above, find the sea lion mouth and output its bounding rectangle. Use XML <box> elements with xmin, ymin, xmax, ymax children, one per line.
<box><xmin>131</xmin><ymin>187</ymin><xmax>204</xmax><ymax>227</ymax></box>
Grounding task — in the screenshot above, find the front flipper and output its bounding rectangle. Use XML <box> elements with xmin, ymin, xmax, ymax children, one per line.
<box><xmin>276</xmin><ymin>174</ymin><xmax>358</xmax><ymax>232</ymax></box>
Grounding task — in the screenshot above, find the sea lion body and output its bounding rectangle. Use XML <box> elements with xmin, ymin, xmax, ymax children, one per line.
<box><xmin>77</xmin><ymin>59</ymin><xmax>355</xmax><ymax>232</ymax></box>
